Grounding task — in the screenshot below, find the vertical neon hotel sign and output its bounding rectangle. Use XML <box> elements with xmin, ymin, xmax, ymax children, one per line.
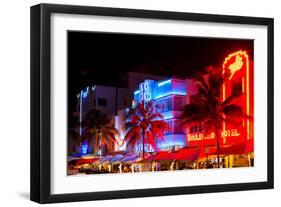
<box><xmin>222</xmin><ymin>50</ymin><xmax>250</xmax><ymax>140</ymax></box>
<box><xmin>135</xmin><ymin>80</ymin><xmax>154</xmax><ymax>102</ymax></box>
<box><xmin>187</xmin><ymin>50</ymin><xmax>250</xmax><ymax>146</ymax></box>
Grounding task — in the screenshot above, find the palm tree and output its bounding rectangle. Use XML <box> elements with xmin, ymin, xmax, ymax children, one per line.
<box><xmin>68</xmin><ymin>112</ymin><xmax>80</xmax><ymax>155</ymax></box>
<box><xmin>81</xmin><ymin>109</ymin><xmax>119</xmax><ymax>156</ymax></box>
<box><xmin>181</xmin><ymin>68</ymin><xmax>251</xmax><ymax>168</ymax></box>
<box><xmin>124</xmin><ymin>101</ymin><xmax>170</xmax><ymax>160</ymax></box>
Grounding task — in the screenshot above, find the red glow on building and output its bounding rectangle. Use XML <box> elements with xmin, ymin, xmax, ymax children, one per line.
<box><xmin>186</xmin><ymin>50</ymin><xmax>254</xmax><ymax>151</ymax></box>
<box><xmin>222</xmin><ymin>50</ymin><xmax>254</xmax><ymax>145</ymax></box>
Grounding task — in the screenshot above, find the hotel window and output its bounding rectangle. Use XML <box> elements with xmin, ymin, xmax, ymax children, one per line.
<box><xmin>155</xmin><ymin>97</ymin><xmax>172</xmax><ymax>113</ymax></box>
<box><xmin>173</xmin><ymin>96</ymin><xmax>184</xmax><ymax>111</ymax></box>
<box><xmin>98</xmin><ymin>98</ymin><xmax>107</xmax><ymax>106</ymax></box>
<box><xmin>190</xmin><ymin>124</ymin><xmax>203</xmax><ymax>133</ymax></box>
<box><xmin>165</xmin><ymin>120</ymin><xmax>173</xmax><ymax>134</ymax></box>
<box><xmin>173</xmin><ymin>119</ymin><xmax>183</xmax><ymax>133</ymax></box>
<box><xmin>231</xmin><ymin>80</ymin><xmax>242</xmax><ymax>96</ymax></box>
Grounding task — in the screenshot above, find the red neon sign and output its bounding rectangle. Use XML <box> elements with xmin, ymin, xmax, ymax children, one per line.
<box><xmin>222</xmin><ymin>50</ymin><xmax>251</xmax><ymax>140</ymax></box>
<box><xmin>187</xmin><ymin>128</ymin><xmax>243</xmax><ymax>147</ymax></box>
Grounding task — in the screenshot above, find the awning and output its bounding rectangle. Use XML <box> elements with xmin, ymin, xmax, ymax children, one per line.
<box><xmin>99</xmin><ymin>155</ymin><xmax>114</xmax><ymax>164</ymax></box>
<box><xmin>110</xmin><ymin>154</ymin><xmax>124</xmax><ymax>163</ymax></box>
<box><xmin>209</xmin><ymin>140</ymin><xmax>254</xmax><ymax>156</ymax></box>
<box><xmin>245</xmin><ymin>139</ymin><xmax>254</xmax><ymax>153</ymax></box>
<box><xmin>174</xmin><ymin>148</ymin><xmax>201</xmax><ymax>161</ymax></box>
<box><xmin>143</xmin><ymin>148</ymin><xmax>200</xmax><ymax>162</ymax></box>
<box><xmin>75</xmin><ymin>157</ymin><xmax>99</xmax><ymax>165</ymax></box>
<box><xmin>145</xmin><ymin>151</ymin><xmax>170</xmax><ymax>161</ymax></box>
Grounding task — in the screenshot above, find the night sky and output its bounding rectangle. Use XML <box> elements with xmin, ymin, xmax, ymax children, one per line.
<box><xmin>68</xmin><ymin>31</ymin><xmax>253</xmax><ymax>112</ymax></box>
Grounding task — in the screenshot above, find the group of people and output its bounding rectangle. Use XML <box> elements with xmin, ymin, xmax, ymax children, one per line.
<box><xmin>69</xmin><ymin>158</ymin><xmax>228</xmax><ymax>175</ymax></box>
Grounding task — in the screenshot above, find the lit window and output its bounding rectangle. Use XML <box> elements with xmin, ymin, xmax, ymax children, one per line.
<box><xmin>173</xmin><ymin>96</ymin><xmax>184</xmax><ymax>111</ymax></box>
<box><xmin>232</xmin><ymin>80</ymin><xmax>243</xmax><ymax>96</ymax></box>
<box><xmin>154</xmin><ymin>97</ymin><xmax>172</xmax><ymax>113</ymax></box>
<box><xmin>190</xmin><ymin>124</ymin><xmax>203</xmax><ymax>133</ymax></box>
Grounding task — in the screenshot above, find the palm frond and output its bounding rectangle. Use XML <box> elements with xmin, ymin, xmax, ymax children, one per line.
<box><xmin>123</xmin><ymin>101</ymin><xmax>170</xmax><ymax>153</ymax></box>
<box><xmin>147</xmin><ymin>112</ymin><xmax>164</xmax><ymax>122</ymax></box>
<box><xmin>222</xmin><ymin>93</ymin><xmax>243</xmax><ymax>107</ymax></box>
<box><xmin>194</xmin><ymin>72</ymin><xmax>211</xmax><ymax>96</ymax></box>
<box><xmin>146</xmin><ymin>131</ymin><xmax>157</xmax><ymax>150</ymax></box>
<box><xmin>123</xmin><ymin>126</ymin><xmax>140</xmax><ymax>144</ymax></box>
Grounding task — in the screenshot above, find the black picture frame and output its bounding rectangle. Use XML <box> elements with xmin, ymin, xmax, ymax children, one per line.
<box><xmin>30</xmin><ymin>3</ymin><xmax>274</xmax><ymax>204</ymax></box>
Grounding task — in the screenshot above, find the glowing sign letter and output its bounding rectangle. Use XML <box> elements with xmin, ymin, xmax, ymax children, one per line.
<box><xmin>138</xmin><ymin>80</ymin><xmax>154</xmax><ymax>102</ymax></box>
<box><xmin>228</xmin><ymin>55</ymin><xmax>243</xmax><ymax>79</ymax></box>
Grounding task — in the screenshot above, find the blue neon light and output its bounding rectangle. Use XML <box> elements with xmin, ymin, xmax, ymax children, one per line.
<box><xmin>82</xmin><ymin>87</ymin><xmax>89</xmax><ymax>98</ymax></box>
<box><xmin>134</xmin><ymin>80</ymin><xmax>155</xmax><ymax>103</ymax></box>
<box><xmin>154</xmin><ymin>79</ymin><xmax>186</xmax><ymax>99</ymax></box>
<box><xmin>82</xmin><ymin>91</ymin><xmax>88</xmax><ymax>98</ymax></box>
<box><xmin>81</xmin><ymin>144</ymin><xmax>88</xmax><ymax>155</ymax></box>
<box><xmin>157</xmin><ymin>134</ymin><xmax>186</xmax><ymax>148</ymax></box>
<box><xmin>133</xmin><ymin>78</ymin><xmax>186</xmax><ymax>103</ymax></box>
<box><xmin>161</xmin><ymin>111</ymin><xmax>174</xmax><ymax>120</ymax></box>
<box><xmin>134</xmin><ymin>144</ymin><xmax>154</xmax><ymax>153</ymax></box>
<box><xmin>157</xmin><ymin>79</ymin><xmax>171</xmax><ymax>87</ymax></box>
<box><xmin>134</xmin><ymin>90</ymin><xmax>140</xmax><ymax>95</ymax></box>
<box><xmin>154</xmin><ymin>91</ymin><xmax>186</xmax><ymax>100</ymax></box>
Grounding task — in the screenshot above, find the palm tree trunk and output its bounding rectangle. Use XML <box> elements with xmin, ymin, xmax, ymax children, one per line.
<box><xmin>215</xmin><ymin>127</ymin><xmax>220</xmax><ymax>168</ymax></box>
<box><xmin>142</xmin><ymin>128</ymin><xmax>145</xmax><ymax>160</ymax></box>
<box><xmin>97</xmin><ymin>134</ymin><xmax>101</xmax><ymax>157</ymax></box>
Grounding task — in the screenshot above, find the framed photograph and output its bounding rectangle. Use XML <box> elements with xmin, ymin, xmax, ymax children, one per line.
<box><xmin>30</xmin><ymin>3</ymin><xmax>274</xmax><ymax>203</ymax></box>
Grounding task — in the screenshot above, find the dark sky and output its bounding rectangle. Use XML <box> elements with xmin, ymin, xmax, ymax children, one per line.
<box><xmin>68</xmin><ymin>31</ymin><xmax>253</xmax><ymax>112</ymax></box>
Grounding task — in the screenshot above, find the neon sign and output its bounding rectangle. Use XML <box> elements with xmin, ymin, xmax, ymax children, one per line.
<box><xmin>134</xmin><ymin>90</ymin><xmax>140</xmax><ymax>95</ymax></box>
<box><xmin>81</xmin><ymin>144</ymin><xmax>88</xmax><ymax>155</ymax></box>
<box><xmin>134</xmin><ymin>78</ymin><xmax>187</xmax><ymax>102</ymax></box>
<box><xmin>158</xmin><ymin>79</ymin><xmax>171</xmax><ymax>87</ymax></box>
<box><xmin>222</xmin><ymin>50</ymin><xmax>250</xmax><ymax>139</ymax></box>
<box><xmin>187</xmin><ymin>132</ymin><xmax>215</xmax><ymax>142</ymax></box>
<box><xmin>228</xmin><ymin>55</ymin><xmax>244</xmax><ymax>79</ymax></box>
<box><xmin>82</xmin><ymin>87</ymin><xmax>89</xmax><ymax>98</ymax></box>
<box><xmin>221</xmin><ymin>129</ymin><xmax>240</xmax><ymax>138</ymax></box>
<box><xmin>135</xmin><ymin>143</ymin><xmax>154</xmax><ymax>153</ymax></box>
<box><xmin>187</xmin><ymin>129</ymin><xmax>240</xmax><ymax>142</ymax></box>
<box><xmin>138</xmin><ymin>80</ymin><xmax>154</xmax><ymax>102</ymax></box>
<box><xmin>82</xmin><ymin>91</ymin><xmax>88</xmax><ymax>98</ymax></box>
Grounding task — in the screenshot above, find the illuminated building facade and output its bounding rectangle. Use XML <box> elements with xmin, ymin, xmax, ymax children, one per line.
<box><xmin>75</xmin><ymin>85</ymin><xmax>130</xmax><ymax>155</ymax></box>
<box><xmin>130</xmin><ymin>50</ymin><xmax>253</xmax><ymax>159</ymax></box>
<box><xmin>222</xmin><ymin>50</ymin><xmax>254</xmax><ymax>167</ymax></box>
<box><xmin>185</xmin><ymin>50</ymin><xmax>254</xmax><ymax>167</ymax></box>
<box><xmin>133</xmin><ymin>78</ymin><xmax>187</xmax><ymax>152</ymax></box>
<box><xmin>73</xmin><ymin>72</ymin><xmax>165</xmax><ymax>155</ymax></box>
<box><xmin>72</xmin><ymin>51</ymin><xmax>253</xmax><ymax>161</ymax></box>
